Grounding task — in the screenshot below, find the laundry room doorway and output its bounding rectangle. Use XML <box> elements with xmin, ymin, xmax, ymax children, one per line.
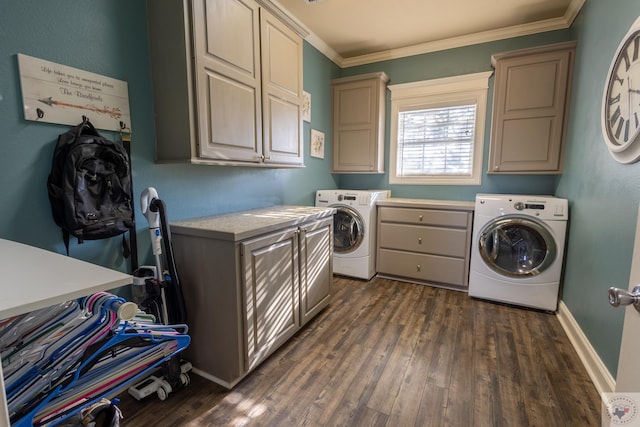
<box><xmin>612</xmin><ymin>205</ymin><xmax>640</xmax><ymax>392</ymax></box>
<box><xmin>605</xmin><ymin>204</ymin><xmax>640</xmax><ymax>424</ymax></box>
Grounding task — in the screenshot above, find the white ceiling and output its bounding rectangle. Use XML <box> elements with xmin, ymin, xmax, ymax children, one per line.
<box><xmin>274</xmin><ymin>0</ymin><xmax>584</xmax><ymax>67</ymax></box>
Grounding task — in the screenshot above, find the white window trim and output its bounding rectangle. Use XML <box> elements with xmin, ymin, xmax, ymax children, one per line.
<box><xmin>388</xmin><ymin>71</ymin><xmax>492</xmax><ymax>185</ymax></box>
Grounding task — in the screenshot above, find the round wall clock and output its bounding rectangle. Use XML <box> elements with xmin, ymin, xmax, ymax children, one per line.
<box><xmin>602</xmin><ymin>16</ymin><xmax>640</xmax><ymax>163</ymax></box>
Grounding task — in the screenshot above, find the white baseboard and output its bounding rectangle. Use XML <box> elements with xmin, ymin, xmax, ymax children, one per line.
<box><xmin>556</xmin><ymin>301</ymin><xmax>615</xmax><ymax>394</ymax></box>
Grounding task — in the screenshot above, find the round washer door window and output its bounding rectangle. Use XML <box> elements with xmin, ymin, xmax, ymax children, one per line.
<box><xmin>333</xmin><ymin>206</ymin><xmax>365</xmax><ymax>253</ymax></box>
<box><xmin>478</xmin><ymin>215</ymin><xmax>556</xmax><ymax>277</ymax></box>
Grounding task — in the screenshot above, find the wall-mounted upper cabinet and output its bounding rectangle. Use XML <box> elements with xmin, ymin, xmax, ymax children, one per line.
<box><xmin>332</xmin><ymin>72</ymin><xmax>389</xmax><ymax>174</ymax></box>
<box><xmin>488</xmin><ymin>42</ymin><xmax>576</xmax><ymax>174</ymax></box>
<box><xmin>147</xmin><ymin>0</ymin><xmax>305</xmax><ymax>168</ymax></box>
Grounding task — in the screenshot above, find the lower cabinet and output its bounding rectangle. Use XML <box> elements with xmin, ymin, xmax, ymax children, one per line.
<box><xmin>171</xmin><ymin>213</ymin><xmax>332</xmax><ymax>388</ymax></box>
<box><xmin>376</xmin><ymin>204</ymin><xmax>473</xmax><ymax>289</ymax></box>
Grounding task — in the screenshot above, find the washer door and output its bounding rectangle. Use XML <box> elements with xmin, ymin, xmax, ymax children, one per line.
<box><xmin>478</xmin><ymin>215</ymin><xmax>557</xmax><ymax>277</ymax></box>
<box><xmin>332</xmin><ymin>205</ymin><xmax>365</xmax><ymax>253</ymax></box>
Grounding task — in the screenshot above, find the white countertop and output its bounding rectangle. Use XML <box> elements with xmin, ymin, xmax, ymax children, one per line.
<box><xmin>377</xmin><ymin>198</ymin><xmax>475</xmax><ymax>211</ymax></box>
<box><xmin>0</xmin><ymin>239</ymin><xmax>132</xmax><ymax>320</ymax></box>
<box><xmin>170</xmin><ymin>205</ymin><xmax>336</xmax><ymax>241</ymax></box>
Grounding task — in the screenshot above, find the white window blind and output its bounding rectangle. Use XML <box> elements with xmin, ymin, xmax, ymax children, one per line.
<box><xmin>388</xmin><ymin>71</ymin><xmax>491</xmax><ymax>185</ymax></box>
<box><xmin>397</xmin><ymin>104</ymin><xmax>476</xmax><ymax>177</ymax></box>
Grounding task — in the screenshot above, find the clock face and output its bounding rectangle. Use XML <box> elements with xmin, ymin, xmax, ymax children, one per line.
<box><xmin>604</xmin><ymin>28</ymin><xmax>640</xmax><ymax>148</ymax></box>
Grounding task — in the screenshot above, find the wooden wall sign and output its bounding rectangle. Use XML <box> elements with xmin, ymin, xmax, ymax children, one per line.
<box><xmin>17</xmin><ymin>53</ymin><xmax>131</xmax><ymax>132</ymax></box>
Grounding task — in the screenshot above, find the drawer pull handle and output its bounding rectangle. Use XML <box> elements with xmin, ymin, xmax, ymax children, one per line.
<box><xmin>417</xmin><ymin>264</ymin><xmax>421</xmax><ymax>272</ymax></box>
<box><xmin>419</xmin><ymin>215</ymin><xmax>423</xmax><ymax>221</ymax></box>
<box><xmin>418</xmin><ymin>237</ymin><xmax>422</xmax><ymax>244</ymax></box>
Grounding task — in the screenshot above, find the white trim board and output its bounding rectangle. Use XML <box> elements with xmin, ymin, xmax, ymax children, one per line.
<box><xmin>556</xmin><ymin>300</ymin><xmax>615</xmax><ymax>395</ymax></box>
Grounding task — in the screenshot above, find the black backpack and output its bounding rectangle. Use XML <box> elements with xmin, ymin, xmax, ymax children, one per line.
<box><xmin>47</xmin><ymin>118</ymin><xmax>134</xmax><ymax>254</ymax></box>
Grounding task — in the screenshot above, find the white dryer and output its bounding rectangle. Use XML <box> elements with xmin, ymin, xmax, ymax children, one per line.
<box><xmin>468</xmin><ymin>194</ymin><xmax>568</xmax><ymax>311</ymax></box>
<box><xmin>315</xmin><ymin>190</ymin><xmax>389</xmax><ymax>280</ymax></box>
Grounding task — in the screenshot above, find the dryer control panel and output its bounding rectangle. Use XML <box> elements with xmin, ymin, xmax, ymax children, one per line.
<box><xmin>514</xmin><ymin>202</ymin><xmax>545</xmax><ymax>210</ymax></box>
<box><xmin>315</xmin><ymin>190</ymin><xmax>389</xmax><ymax>207</ymax></box>
<box><xmin>475</xmin><ymin>194</ymin><xmax>568</xmax><ymax>220</ymax></box>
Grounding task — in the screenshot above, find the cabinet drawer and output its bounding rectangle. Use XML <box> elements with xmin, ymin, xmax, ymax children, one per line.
<box><xmin>379</xmin><ymin>207</ymin><xmax>470</xmax><ymax>228</ymax></box>
<box><xmin>378</xmin><ymin>249</ymin><xmax>466</xmax><ymax>286</ymax></box>
<box><xmin>378</xmin><ymin>223</ymin><xmax>467</xmax><ymax>257</ymax></box>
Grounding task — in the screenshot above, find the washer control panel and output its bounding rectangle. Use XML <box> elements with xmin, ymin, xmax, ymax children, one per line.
<box><xmin>316</xmin><ymin>190</ymin><xmax>389</xmax><ymax>207</ymax></box>
<box><xmin>475</xmin><ymin>194</ymin><xmax>568</xmax><ymax>220</ymax></box>
<box><xmin>514</xmin><ymin>202</ymin><xmax>545</xmax><ymax>210</ymax></box>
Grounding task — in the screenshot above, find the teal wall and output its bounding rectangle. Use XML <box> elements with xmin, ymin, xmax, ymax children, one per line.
<box><xmin>0</xmin><ymin>0</ymin><xmax>339</xmax><ymax>273</ymax></box>
<box><xmin>556</xmin><ymin>0</ymin><xmax>640</xmax><ymax>377</ymax></box>
<box><xmin>0</xmin><ymin>0</ymin><xmax>635</xmax><ymax>380</ymax></box>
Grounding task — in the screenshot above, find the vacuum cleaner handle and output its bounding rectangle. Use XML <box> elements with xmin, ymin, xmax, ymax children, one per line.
<box><xmin>141</xmin><ymin>187</ymin><xmax>162</xmax><ymax>256</ymax></box>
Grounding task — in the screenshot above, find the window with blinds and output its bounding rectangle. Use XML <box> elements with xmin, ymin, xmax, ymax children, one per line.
<box><xmin>397</xmin><ymin>104</ymin><xmax>476</xmax><ymax>176</ymax></box>
<box><xmin>388</xmin><ymin>72</ymin><xmax>491</xmax><ymax>185</ymax></box>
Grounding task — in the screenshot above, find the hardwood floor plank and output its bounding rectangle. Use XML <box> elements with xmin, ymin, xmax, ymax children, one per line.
<box><xmin>471</xmin><ymin>299</ymin><xmax>504</xmax><ymax>426</ymax></box>
<box><xmin>366</xmin><ymin>287</ymin><xmax>447</xmax><ymax>415</ymax></box>
<box><xmin>117</xmin><ymin>277</ymin><xmax>601</xmax><ymax>426</ymax></box>
<box><xmin>302</xmin><ymin>343</ymin><xmax>372</xmax><ymax>425</ymax></box>
<box><xmin>443</xmin><ymin>291</ymin><xmax>475</xmax><ymax>426</ymax></box>
<box><xmin>256</xmin><ymin>345</ymin><xmax>333</xmax><ymax>425</ymax></box>
<box><xmin>384</xmin><ymin>352</ymin><xmax>435</xmax><ymax>424</ymax></box>
<box><xmin>491</xmin><ymin>308</ymin><xmax>532</xmax><ymax>426</ymax></box>
<box><xmin>509</xmin><ymin>309</ymin><xmax>560</xmax><ymax>426</ymax></box>
<box><xmin>324</xmin><ymin>346</ymin><xmax>400</xmax><ymax>426</ymax></box>
<box><xmin>362</xmin><ymin>342</ymin><xmax>411</xmax><ymax>416</ymax></box>
<box><xmin>415</xmin><ymin>383</ymin><xmax>449</xmax><ymax>427</ymax></box>
<box><xmin>424</xmin><ymin>293</ymin><xmax>460</xmax><ymax>388</ymax></box>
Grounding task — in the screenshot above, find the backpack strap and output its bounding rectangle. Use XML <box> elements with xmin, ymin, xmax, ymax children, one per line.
<box><xmin>122</xmin><ymin>234</ymin><xmax>130</xmax><ymax>259</ymax></box>
<box><xmin>62</xmin><ymin>229</ymin><xmax>70</xmax><ymax>256</ymax></box>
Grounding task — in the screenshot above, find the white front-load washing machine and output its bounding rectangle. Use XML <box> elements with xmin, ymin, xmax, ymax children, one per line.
<box><xmin>315</xmin><ymin>190</ymin><xmax>389</xmax><ymax>280</ymax></box>
<box><xmin>468</xmin><ymin>194</ymin><xmax>568</xmax><ymax>311</ymax></box>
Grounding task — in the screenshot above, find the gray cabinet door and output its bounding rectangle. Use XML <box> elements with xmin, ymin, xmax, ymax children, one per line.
<box><xmin>261</xmin><ymin>8</ymin><xmax>304</xmax><ymax>166</ymax></box>
<box><xmin>332</xmin><ymin>72</ymin><xmax>388</xmax><ymax>173</ymax></box>
<box><xmin>193</xmin><ymin>0</ymin><xmax>263</xmax><ymax>162</ymax></box>
<box><xmin>489</xmin><ymin>42</ymin><xmax>575</xmax><ymax>173</ymax></box>
<box><xmin>299</xmin><ymin>217</ymin><xmax>333</xmax><ymax>325</ymax></box>
<box><xmin>241</xmin><ymin>227</ymin><xmax>300</xmax><ymax>370</ymax></box>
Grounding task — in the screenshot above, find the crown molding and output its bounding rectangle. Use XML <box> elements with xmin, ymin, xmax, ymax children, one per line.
<box><xmin>307</xmin><ymin>0</ymin><xmax>585</xmax><ymax>68</ymax></box>
<box><xmin>565</xmin><ymin>0</ymin><xmax>586</xmax><ymax>27</ymax></box>
<box><xmin>257</xmin><ymin>0</ymin><xmax>309</xmax><ymax>37</ymax></box>
<box><xmin>305</xmin><ymin>31</ymin><xmax>343</xmax><ymax>66</ymax></box>
<box><xmin>341</xmin><ymin>15</ymin><xmax>574</xmax><ymax>68</ymax></box>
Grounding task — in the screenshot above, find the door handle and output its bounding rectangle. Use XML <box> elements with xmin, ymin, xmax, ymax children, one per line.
<box><xmin>608</xmin><ymin>285</ymin><xmax>640</xmax><ymax>312</ymax></box>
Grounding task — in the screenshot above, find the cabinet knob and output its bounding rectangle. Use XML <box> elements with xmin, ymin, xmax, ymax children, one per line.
<box><xmin>418</xmin><ymin>215</ymin><xmax>423</xmax><ymax>221</ymax></box>
<box><xmin>494</xmin><ymin>165</ymin><xmax>499</xmax><ymax>171</ymax></box>
<box><xmin>418</xmin><ymin>237</ymin><xmax>422</xmax><ymax>244</ymax></box>
<box><xmin>416</xmin><ymin>264</ymin><xmax>421</xmax><ymax>272</ymax></box>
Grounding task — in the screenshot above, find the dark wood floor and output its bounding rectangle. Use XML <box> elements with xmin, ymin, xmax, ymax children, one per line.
<box><xmin>117</xmin><ymin>276</ymin><xmax>601</xmax><ymax>426</ymax></box>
